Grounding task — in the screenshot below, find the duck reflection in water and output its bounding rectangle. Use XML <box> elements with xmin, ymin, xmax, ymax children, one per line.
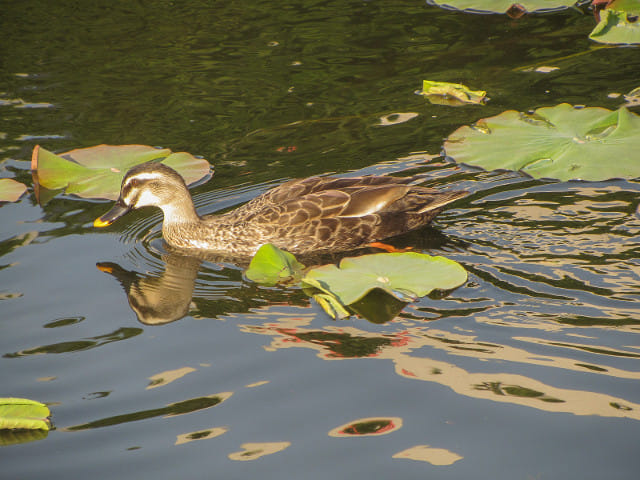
<box><xmin>97</xmin><ymin>253</ymin><xmax>201</xmax><ymax>325</ymax></box>
<box><xmin>97</xmin><ymin>226</ymin><xmax>462</xmax><ymax>325</ymax></box>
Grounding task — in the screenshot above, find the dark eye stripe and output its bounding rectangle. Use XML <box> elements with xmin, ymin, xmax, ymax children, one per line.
<box><xmin>121</xmin><ymin>182</ymin><xmax>141</xmax><ymax>206</ymax></box>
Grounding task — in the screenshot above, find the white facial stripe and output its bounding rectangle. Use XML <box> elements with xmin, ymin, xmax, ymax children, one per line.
<box><xmin>123</xmin><ymin>171</ymin><xmax>165</xmax><ymax>188</ymax></box>
<box><xmin>134</xmin><ymin>189</ymin><xmax>162</xmax><ymax>207</ymax></box>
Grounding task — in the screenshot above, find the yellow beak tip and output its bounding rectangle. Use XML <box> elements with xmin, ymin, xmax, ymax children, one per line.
<box><xmin>93</xmin><ymin>218</ymin><xmax>112</xmax><ymax>228</ymax></box>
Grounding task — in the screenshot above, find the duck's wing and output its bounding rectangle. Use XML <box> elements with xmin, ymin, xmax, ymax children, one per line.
<box><xmin>241</xmin><ymin>181</ymin><xmax>467</xmax><ymax>226</ymax></box>
<box><xmin>250</xmin><ymin>175</ymin><xmax>418</xmax><ymax>206</ymax></box>
<box><xmin>221</xmin><ymin>175</ymin><xmax>414</xmax><ymax>222</ymax></box>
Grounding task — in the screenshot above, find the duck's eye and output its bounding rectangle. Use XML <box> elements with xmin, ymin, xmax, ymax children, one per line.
<box><xmin>129</xmin><ymin>178</ymin><xmax>140</xmax><ymax>188</ymax></box>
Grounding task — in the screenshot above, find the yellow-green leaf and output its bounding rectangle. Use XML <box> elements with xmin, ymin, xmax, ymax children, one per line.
<box><xmin>421</xmin><ymin>80</ymin><xmax>486</xmax><ymax>105</ymax></box>
<box><xmin>245</xmin><ymin>244</ymin><xmax>305</xmax><ymax>286</ymax></box>
<box><xmin>0</xmin><ymin>398</ymin><xmax>52</xmax><ymax>431</ymax></box>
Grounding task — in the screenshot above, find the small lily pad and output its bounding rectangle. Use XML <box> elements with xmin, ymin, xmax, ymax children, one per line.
<box><xmin>590</xmin><ymin>0</ymin><xmax>640</xmax><ymax>45</ymax></box>
<box><xmin>245</xmin><ymin>244</ymin><xmax>305</xmax><ymax>286</ymax></box>
<box><xmin>0</xmin><ymin>398</ymin><xmax>52</xmax><ymax>431</ymax></box>
<box><xmin>302</xmin><ymin>252</ymin><xmax>467</xmax><ymax>306</ymax></box>
<box><xmin>444</xmin><ymin>104</ymin><xmax>640</xmax><ymax>181</ymax></box>
<box><xmin>421</xmin><ymin>80</ymin><xmax>486</xmax><ymax>106</ymax></box>
<box><xmin>31</xmin><ymin>144</ymin><xmax>211</xmax><ymax>200</ymax></box>
<box><xmin>0</xmin><ymin>178</ymin><xmax>27</xmax><ymax>203</ymax></box>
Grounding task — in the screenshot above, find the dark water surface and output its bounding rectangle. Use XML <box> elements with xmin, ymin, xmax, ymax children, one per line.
<box><xmin>2</xmin><ymin>1</ymin><xmax>639</xmax><ymax>478</ymax></box>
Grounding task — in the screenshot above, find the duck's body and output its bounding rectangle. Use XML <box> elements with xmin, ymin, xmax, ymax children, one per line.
<box><xmin>95</xmin><ymin>162</ymin><xmax>467</xmax><ymax>256</ymax></box>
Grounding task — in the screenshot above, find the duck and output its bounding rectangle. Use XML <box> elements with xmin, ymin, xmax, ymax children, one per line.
<box><xmin>94</xmin><ymin>161</ymin><xmax>468</xmax><ymax>256</ymax></box>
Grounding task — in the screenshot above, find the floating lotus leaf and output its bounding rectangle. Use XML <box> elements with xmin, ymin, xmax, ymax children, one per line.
<box><xmin>31</xmin><ymin>144</ymin><xmax>211</xmax><ymax>200</ymax></box>
<box><xmin>421</xmin><ymin>80</ymin><xmax>486</xmax><ymax>106</ymax></box>
<box><xmin>427</xmin><ymin>0</ymin><xmax>578</xmax><ymax>14</ymax></box>
<box><xmin>444</xmin><ymin>104</ymin><xmax>640</xmax><ymax>181</ymax></box>
<box><xmin>0</xmin><ymin>178</ymin><xmax>27</xmax><ymax>203</ymax></box>
<box><xmin>0</xmin><ymin>398</ymin><xmax>52</xmax><ymax>431</ymax></box>
<box><xmin>245</xmin><ymin>243</ymin><xmax>305</xmax><ymax>286</ymax></box>
<box><xmin>302</xmin><ymin>252</ymin><xmax>467</xmax><ymax>306</ymax></box>
<box><xmin>589</xmin><ymin>0</ymin><xmax>640</xmax><ymax>45</ymax></box>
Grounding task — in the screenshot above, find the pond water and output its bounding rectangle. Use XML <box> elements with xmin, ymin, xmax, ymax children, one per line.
<box><xmin>2</xmin><ymin>1</ymin><xmax>639</xmax><ymax>478</ymax></box>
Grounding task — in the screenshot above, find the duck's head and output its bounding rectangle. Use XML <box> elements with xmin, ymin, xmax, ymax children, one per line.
<box><xmin>94</xmin><ymin>162</ymin><xmax>192</xmax><ymax>228</ymax></box>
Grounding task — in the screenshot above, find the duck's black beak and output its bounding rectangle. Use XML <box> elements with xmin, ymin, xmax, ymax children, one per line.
<box><xmin>94</xmin><ymin>200</ymin><xmax>131</xmax><ymax>228</ymax></box>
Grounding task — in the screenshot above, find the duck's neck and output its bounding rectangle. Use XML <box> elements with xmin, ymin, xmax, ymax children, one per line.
<box><xmin>160</xmin><ymin>192</ymin><xmax>201</xmax><ymax>227</ymax></box>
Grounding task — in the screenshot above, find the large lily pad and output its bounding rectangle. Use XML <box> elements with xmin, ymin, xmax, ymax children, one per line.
<box><xmin>0</xmin><ymin>178</ymin><xmax>27</xmax><ymax>203</ymax></box>
<box><xmin>302</xmin><ymin>252</ymin><xmax>467</xmax><ymax>306</ymax></box>
<box><xmin>427</xmin><ymin>0</ymin><xmax>579</xmax><ymax>14</ymax></box>
<box><xmin>589</xmin><ymin>0</ymin><xmax>640</xmax><ymax>45</ymax></box>
<box><xmin>245</xmin><ymin>243</ymin><xmax>305</xmax><ymax>286</ymax></box>
<box><xmin>444</xmin><ymin>104</ymin><xmax>640</xmax><ymax>181</ymax></box>
<box><xmin>0</xmin><ymin>398</ymin><xmax>52</xmax><ymax>431</ymax></box>
<box><xmin>31</xmin><ymin>144</ymin><xmax>211</xmax><ymax>200</ymax></box>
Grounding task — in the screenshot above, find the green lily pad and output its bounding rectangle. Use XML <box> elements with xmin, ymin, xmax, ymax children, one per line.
<box><xmin>427</xmin><ymin>0</ymin><xmax>578</xmax><ymax>14</ymax></box>
<box><xmin>421</xmin><ymin>80</ymin><xmax>486</xmax><ymax>106</ymax></box>
<box><xmin>245</xmin><ymin>243</ymin><xmax>305</xmax><ymax>286</ymax></box>
<box><xmin>31</xmin><ymin>144</ymin><xmax>211</xmax><ymax>200</ymax></box>
<box><xmin>444</xmin><ymin>104</ymin><xmax>640</xmax><ymax>181</ymax></box>
<box><xmin>302</xmin><ymin>252</ymin><xmax>467</xmax><ymax>306</ymax></box>
<box><xmin>0</xmin><ymin>398</ymin><xmax>52</xmax><ymax>431</ymax></box>
<box><xmin>0</xmin><ymin>178</ymin><xmax>27</xmax><ymax>203</ymax></box>
<box><xmin>589</xmin><ymin>0</ymin><xmax>640</xmax><ymax>44</ymax></box>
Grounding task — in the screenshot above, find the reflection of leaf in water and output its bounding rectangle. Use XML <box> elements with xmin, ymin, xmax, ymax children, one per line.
<box><xmin>0</xmin><ymin>428</ymin><xmax>48</xmax><ymax>446</ymax></box>
<box><xmin>0</xmin><ymin>231</ymin><xmax>38</xmax><ymax>258</ymax></box>
<box><xmin>228</xmin><ymin>442</ymin><xmax>290</xmax><ymax>461</ymax></box>
<box><xmin>175</xmin><ymin>426</ymin><xmax>228</xmax><ymax>445</ymax></box>
<box><xmin>329</xmin><ymin>417</ymin><xmax>403</xmax><ymax>437</ymax></box>
<box><xmin>277</xmin><ymin>329</ymin><xmax>397</xmax><ymax>359</ymax></box>
<box><xmin>147</xmin><ymin>367</ymin><xmax>197</xmax><ymax>390</ymax></box>
<box><xmin>475</xmin><ymin>383</ymin><xmax>565</xmax><ymax>403</ymax></box>
<box><xmin>66</xmin><ymin>392</ymin><xmax>232</xmax><ymax>431</ymax></box>
<box><xmin>242</xmin><ymin>314</ymin><xmax>640</xmax><ymax>420</ymax></box>
<box><xmin>2</xmin><ymin>327</ymin><xmax>142</xmax><ymax>358</ymax></box>
<box><xmin>393</xmin><ymin>444</ymin><xmax>463</xmax><ymax>465</ymax></box>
